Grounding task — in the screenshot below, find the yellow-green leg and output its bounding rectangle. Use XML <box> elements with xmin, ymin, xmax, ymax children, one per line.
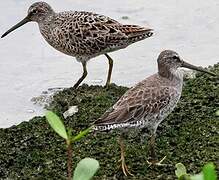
<box><xmin>118</xmin><ymin>136</ymin><xmax>134</xmax><ymax>176</ymax></box>
<box><xmin>104</xmin><ymin>53</ymin><xmax>113</xmax><ymax>87</ymax></box>
<box><xmin>73</xmin><ymin>61</ymin><xmax>87</xmax><ymax>89</ymax></box>
<box><xmin>147</xmin><ymin>133</ymin><xmax>166</xmax><ymax>166</ymax></box>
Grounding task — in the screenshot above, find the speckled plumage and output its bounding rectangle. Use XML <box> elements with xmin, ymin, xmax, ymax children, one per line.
<box><xmin>1</xmin><ymin>2</ymin><xmax>153</xmax><ymax>88</ymax></box>
<box><xmin>94</xmin><ymin>50</ymin><xmax>183</xmax><ymax>133</ymax></box>
<box><xmin>94</xmin><ymin>77</ymin><xmax>182</xmax><ymax>132</ymax></box>
<box><xmin>94</xmin><ymin>50</ymin><xmax>215</xmax><ymax>133</ymax></box>
<box><xmin>40</xmin><ymin>10</ymin><xmax>153</xmax><ymax>62</ymax></box>
<box><xmin>93</xmin><ymin>50</ymin><xmax>215</xmax><ymax>173</ymax></box>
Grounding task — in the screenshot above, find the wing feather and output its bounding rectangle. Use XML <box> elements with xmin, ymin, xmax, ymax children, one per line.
<box><xmin>57</xmin><ymin>11</ymin><xmax>152</xmax><ymax>55</ymax></box>
<box><xmin>94</xmin><ymin>86</ymin><xmax>179</xmax><ymax>126</ymax></box>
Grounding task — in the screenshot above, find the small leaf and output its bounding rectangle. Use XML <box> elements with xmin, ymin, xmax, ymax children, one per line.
<box><xmin>216</xmin><ymin>110</ymin><xmax>219</xmax><ymax>116</ymax></box>
<box><xmin>179</xmin><ymin>174</ymin><xmax>191</xmax><ymax>180</ymax></box>
<box><xmin>175</xmin><ymin>163</ymin><xmax>187</xmax><ymax>178</ymax></box>
<box><xmin>202</xmin><ymin>163</ymin><xmax>217</xmax><ymax>180</ymax></box>
<box><xmin>45</xmin><ymin>111</ymin><xmax>68</xmax><ymax>140</ymax></box>
<box><xmin>191</xmin><ymin>173</ymin><xmax>204</xmax><ymax>180</ymax></box>
<box><xmin>72</xmin><ymin>127</ymin><xmax>92</xmax><ymax>142</ymax></box>
<box><xmin>73</xmin><ymin>158</ymin><xmax>99</xmax><ymax>180</ymax></box>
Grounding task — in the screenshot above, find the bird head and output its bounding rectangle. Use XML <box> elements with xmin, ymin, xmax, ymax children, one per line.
<box><xmin>157</xmin><ymin>50</ymin><xmax>216</xmax><ymax>77</ymax></box>
<box><xmin>1</xmin><ymin>2</ymin><xmax>54</xmax><ymax>38</ymax></box>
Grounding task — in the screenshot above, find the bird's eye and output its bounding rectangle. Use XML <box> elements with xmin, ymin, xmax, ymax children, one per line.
<box><xmin>172</xmin><ymin>55</ymin><xmax>179</xmax><ymax>59</ymax></box>
<box><xmin>172</xmin><ymin>55</ymin><xmax>181</xmax><ymax>62</ymax></box>
<box><xmin>32</xmin><ymin>9</ymin><xmax>38</xmax><ymax>14</ymax></box>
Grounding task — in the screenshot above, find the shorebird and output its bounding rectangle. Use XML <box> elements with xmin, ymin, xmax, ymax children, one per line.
<box><xmin>1</xmin><ymin>1</ymin><xmax>153</xmax><ymax>88</ymax></box>
<box><xmin>93</xmin><ymin>50</ymin><xmax>216</xmax><ymax>176</ymax></box>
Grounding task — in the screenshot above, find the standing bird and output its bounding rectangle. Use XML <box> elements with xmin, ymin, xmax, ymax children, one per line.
<box><xmin>93</xmin><ymin>50</ymin><xmax>216</xmax><ymax>176</ymax></box>
<box><xmin>1</xmin><ymin>1</ymin><xmax>153</xmax><ymax>88</ymax></box>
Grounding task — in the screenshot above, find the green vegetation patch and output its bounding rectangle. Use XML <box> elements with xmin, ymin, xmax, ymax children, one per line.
<box><xmin>0</xmin><ymin>64</ymin><xmax>218</xmax><ymax>179</ymax></box>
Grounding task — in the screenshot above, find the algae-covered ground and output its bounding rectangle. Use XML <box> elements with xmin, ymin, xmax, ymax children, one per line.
<box><xmin>0</xmin><ymin>64</ymin><xmax>218</xmax><ymax>180</ymax></box>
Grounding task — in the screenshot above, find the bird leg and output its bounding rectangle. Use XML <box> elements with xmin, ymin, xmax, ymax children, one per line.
<box><xmin>149</xmin><ymin>133</ymin><xmax>156</xmax><ymax>161</ymax></box>
<box><xmin>105</xmin><ymin>54</ymin><xmax>113</xmax><ymax>87</ymax></box>
<box><xmin>146</xmin><ymin>133</ymin><xmax>166</xmax><ymax>166</ymax></box>
<box><xmin>73</xmin><ymin>62</ymin><xmax>88</xmax><ymax>89</ymax></box>
<box><xmin>118</xmin><ymin>136</ymin><xmax>134</xmax><ymax>177</ymax></box>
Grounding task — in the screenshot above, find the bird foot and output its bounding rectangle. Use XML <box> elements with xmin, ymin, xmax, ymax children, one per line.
<box><xmin>104</xmin><ymin>83</ymin><xmax>111</xmax><ymax>89</ymax></box>
<box><xmin>118</xmin><ymin>157</ymin><xmax>134</xmax><ymax>177</ymax></box>
<box><xmin>72</xmin><ymin>84</ymin><xmax>79</xmax><ymax>90</ymax></box>
<box><xmin>146</xmin><ymin>156</ymin><xmax>167</xmax><ymax>167</ymax></box>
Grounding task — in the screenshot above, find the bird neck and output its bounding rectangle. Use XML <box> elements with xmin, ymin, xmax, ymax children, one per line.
<box><xmin>158</xmin><ymin>66</ymin><xmax>184</xmax><ymax>86</ymax></box>
<box><xmin>37</xmin><ymin>11</ymin><xmax>56</xmax><ymax>25</ymax></box>
<box><xmin>38</xmin><ymin>13</ymin><xmax>56</xmax><ymax>32</ymax></box>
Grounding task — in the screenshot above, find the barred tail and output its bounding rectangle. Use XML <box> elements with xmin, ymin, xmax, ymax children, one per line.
<box><xmin>120</xmin><ymin>25</ymin><xmax>154</xmax><ymax>43</ymax></box>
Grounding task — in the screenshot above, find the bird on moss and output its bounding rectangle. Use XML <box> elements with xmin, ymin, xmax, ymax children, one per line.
<box><xmin>1</xmin><ymin>1</ymin><xmax>153</xmax><ymax>88</ymax></box>
<box><xmin>93</xmin><ymin>50</ymin><xmax>216</xmax><ymax>176</ymax></box>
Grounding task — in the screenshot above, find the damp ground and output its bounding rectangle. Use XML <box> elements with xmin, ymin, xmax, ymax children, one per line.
<box><xmin>0</xmin><ymin>64</ymin><xmax>218</xmax><ymax>179</ymax></box>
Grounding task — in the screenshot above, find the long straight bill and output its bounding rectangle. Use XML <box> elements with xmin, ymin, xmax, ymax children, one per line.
<box><xmin>182</xmin><ymin>61</ymin><xmax>216</xmax><ymax>76</ymax></box>
<box><xmin>1</xmin><ymin>17</ymin><xmax>29</xmax><ymax>38</ymax></box>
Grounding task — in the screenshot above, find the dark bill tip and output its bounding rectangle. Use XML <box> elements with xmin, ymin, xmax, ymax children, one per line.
<box><xmin>1</xmin><ymin>33</ymin><xmax>8</xmax><ymax>38</ymax></box>
<box><xmin>182</xmin><ymin>61</ymin><xmax>216</xmax><ymax>76</ymax></box>
<box><xmin>1</xmin><ymin>16</ymin><xmax>29</xmax><ymax>38</ymax></box>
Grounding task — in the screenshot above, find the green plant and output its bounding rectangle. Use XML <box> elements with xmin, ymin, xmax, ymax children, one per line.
<box><xmin>216</xmin><ymin>110</ymin><xmax>219</xmax><ymax>116</ymax></box>
<box><xmin>73</xmin><ymin>158</ymin><xmax>99</xmax><ymax>180</ymax></box>
<box><xmin>46</xmin><ymin>111</ymin><xmax>99</xmax><ymax>180</ymax></box>
<box><xmin>175</xmin><ymin>162</ymin><xmax>217</xmax><ymax>180</ymax></box>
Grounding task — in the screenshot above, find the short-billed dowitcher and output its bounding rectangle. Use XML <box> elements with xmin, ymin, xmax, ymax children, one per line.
<box><xmin>1</xmin><ymin>1</ymin><xmax>153</xmax><ymax>88</ymax></box>
<box><xmin>93</xmin><ymin>50</ymin><xmax>216</xmax><ymax>176</ymax></box>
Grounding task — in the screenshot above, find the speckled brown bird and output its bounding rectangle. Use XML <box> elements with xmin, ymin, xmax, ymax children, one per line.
<box><xmin>1</xmin><ymin>1</ymin><xmax>153</xmax><ymax>88</ymax></box>
<box><xmin>93</xmin><ymin>50</ymin><xmax>216</xmax><ymax>176</ymax></box>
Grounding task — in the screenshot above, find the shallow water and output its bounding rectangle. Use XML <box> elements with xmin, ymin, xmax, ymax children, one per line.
<box><xmin>0</xmin><ymin>0</ymin><xmax>219</xmax><ymax>128</ymax></box>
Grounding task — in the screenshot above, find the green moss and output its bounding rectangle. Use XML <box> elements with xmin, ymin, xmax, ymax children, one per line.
<box><xmin>0</xmin><ymin>64</ymin><xmax>218</xmax><ymax>179</ymax></box>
